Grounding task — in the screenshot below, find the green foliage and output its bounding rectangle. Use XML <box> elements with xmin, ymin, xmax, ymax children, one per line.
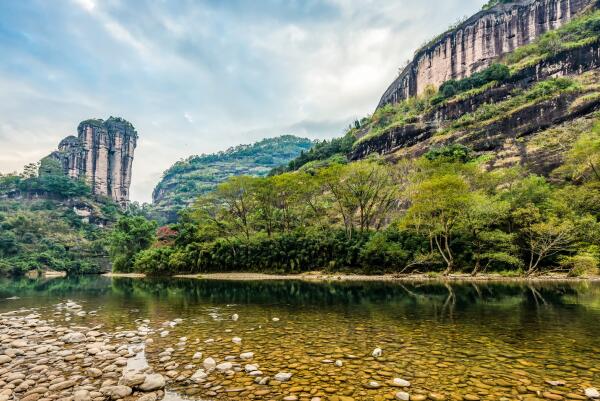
<box><xmin>432</xmin><ymin>64</ymin><xmax>510</xmax><ymax>105</ymax></box>
<box><xmin>0</xmin><ymin>164</ymin><xmax>122</xmax><ymax>276</ymax></box>
<box><xmin>557</xmin><ymin>121</ymin><xmax>600</xmax><ymax>182</ymax></box>
<box><xmin>448</xmin><ymin>77</ymin><xmax>580</xmax><ymax>132</ymax></box>
<box><xmin>425</xmin><ymin>144</ymin><xmax>473</xmax><ymax>163</ymax></box>
<box><xmin>152</xmin><ymin>135</ymin><xmax>314</xmax><ymax>223</ymax></box>
<box><xmin>277</xmin><ymin>132</ymin><xmax>356</xmax><ymax>173</ymax></box>
<box><xmin>130</xmin><ymin>137</ymin><xmax>600</xmax><ymax>276</ymax></box>
<box><xmin>108</xmin><ymin>216</ymin><xmax>157</xmax><ymax>273</ymax></box>
<box><xmin>482</xmin><ymin>0</ymin><xmax>512</xmax><ymax>10</ymax></box>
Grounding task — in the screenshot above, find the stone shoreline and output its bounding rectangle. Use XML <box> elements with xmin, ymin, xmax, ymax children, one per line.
<box><xmin>103</xmin><ymin>272</ymin><xmax>600</xmax><ymax>283</ymax></box>
<box><xmin>0</xmin><ymin>302</ymin><xmax>165</xmax><ymax>401</ymax></box>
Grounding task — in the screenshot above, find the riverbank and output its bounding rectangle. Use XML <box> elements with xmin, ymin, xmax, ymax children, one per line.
<box><xmin>104</xmin><ymin>271</ymin><xmax>600</xmax><ymax>282</ymax></box>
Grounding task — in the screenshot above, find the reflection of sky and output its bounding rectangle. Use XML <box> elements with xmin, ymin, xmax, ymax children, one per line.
<box><xmin>0</xmin><ymin>0</ymin><xmax>482</xmax><ymax>201</ymax></box>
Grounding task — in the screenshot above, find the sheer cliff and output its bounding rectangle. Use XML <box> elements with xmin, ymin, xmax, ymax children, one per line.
<box><xmin>378</xmin><ymin>0</ymin><xmax>597</xmax><ymax>108</ymax></box>
<box><xmin>280</xmin><ymin>0</ymin><xmax>600</xmax><ymax>178</ymax></box>
<box><xmin>48</xmin><ymin>117</ymin><xmax>137</xmax><ymax>205</ymax></box>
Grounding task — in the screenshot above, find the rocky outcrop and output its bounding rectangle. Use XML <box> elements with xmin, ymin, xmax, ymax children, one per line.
<box><xmin>378</xmin><ymin>0</ymin><xmax>596</xmax><ymax>108</ymax></box>
<box><xmin>49</xmin><ymin>117</ymin><xmax>137</xmax><ymax>205</ymax></box>
<box><xmin>353</xmin><ymin>41</ymin><xmax>600</xmax><ymax>162</ymax></box>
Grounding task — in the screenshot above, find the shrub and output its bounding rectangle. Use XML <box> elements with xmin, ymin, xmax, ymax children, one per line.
<box><xmin>562</xmin><ymin>253</ymin><xmax>599</xmax><ymax>276</ymax></box>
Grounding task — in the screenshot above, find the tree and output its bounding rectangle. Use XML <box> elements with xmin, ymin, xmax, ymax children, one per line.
<box><xmin>108</xmin><ymin>216</ymin><xmax>157</xmax><ymax>272</ymax></box>
<box><xmin>213</xmin><ymin>176</ymin><xmax>257</xmax><ymax>240</ymax></box>
<box><xmin>522</xmin><ymin>215</ymin><xmax>579</xmax><ymax>275</ymax></box>
<box><xmin>320</xmin><ymin>161</ymin><xmax>397</xmax><ymax>237</ymax></box>
<box><xmin>459</xmin><ymin>193</ymin><xmax>520</xmax><ymax>275</ymax></box>
<box><xmin>560</xmin><ymin>124</ymin><xmax>600</xmax><ymax>182</ymax></box>
<box><xmin>402</xmin><ymin>173</ymin><xmax>471</xmax><ymax>274</ymax></box>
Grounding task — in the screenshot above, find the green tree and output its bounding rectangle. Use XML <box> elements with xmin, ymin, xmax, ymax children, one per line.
<box><xmin>402</xmin><ymin>173</ymin><xmax>471</xmax><ymax>274</ymax></box>
<box><xmin>560</xmin><ymin>123</ymin><xmax>600</xmax><ymax>182</ymax></box>
<box><xmin>320</xmin><ymin>160</ymin><xmax>397</xmax><ymax>237</ymax></box>
<box><xmin>108</xmin><ymin>216</ymin><xmax>157</xmax><ymax>272</ymax></box>
<box><xmin>459</xmin><ymin>193</ymin><xmax>520</xmax><ymax>275</ymax></box>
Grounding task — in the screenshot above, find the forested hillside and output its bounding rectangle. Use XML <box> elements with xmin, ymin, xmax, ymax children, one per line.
<box><xmin>151</xmin><ymin>135</ymin><xmax>314</xmax><ymax>223</ymax></box>
<box><xmin>0</xmin><ymin>159</ymin><xmax>122</xmax><ymax>275</ymax></box>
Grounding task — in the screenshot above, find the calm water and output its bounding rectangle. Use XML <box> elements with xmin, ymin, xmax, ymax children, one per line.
<box><xmin>1</xmin><ymin>276</ymin><xmax>599</xmax><ymax>400</ymax></box>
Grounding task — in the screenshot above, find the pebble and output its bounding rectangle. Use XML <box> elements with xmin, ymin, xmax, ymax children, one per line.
<box><xmin>274</xmin><ymin>372</ymin><xmax>292</xmax><ymax>382</ymax></box>
<box><xmin>586</xmin><ymin>388</ymin><xmax>600</xmax><ymax>399</ymax></box>
<box><xmin>395</xmin><ymin>391</ymin><xmax>410</xmax><ymax>401</ymax></box>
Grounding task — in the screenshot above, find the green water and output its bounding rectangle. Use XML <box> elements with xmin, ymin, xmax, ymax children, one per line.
<box><xmin>1</xmin><ymin>276</ymin><xmax>599</xmax><ymax>400</ymax></box>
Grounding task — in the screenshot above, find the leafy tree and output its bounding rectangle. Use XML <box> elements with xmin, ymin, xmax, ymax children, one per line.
<box><xmin>559</xmin><ymin>122</ymin><xmax>600</xmax><ymax>182</ymax></box>
<box><xmin>459</xmin><ymin>193</ymin><xmax>520</xmax><ymax>275</ymax></box>
<box><xmin>402</xmin><ymin>172</ymin><xmax>471</xmax><ymax>274</ymax></box>
<box><xmin>108</xmin><ymin>216</ymin><xmax>157</xmax><ymax>272</ymax></box>
<box><xmin>522</xmin><ymin>216</ymin><xmax>579</xmax><ymax>275</ymax></box>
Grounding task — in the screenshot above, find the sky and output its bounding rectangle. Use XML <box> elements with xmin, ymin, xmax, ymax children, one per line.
<box><xmin>0</xmin><ymin>0</ymin><xmax>483</xmax><ymax>203</ymax></box>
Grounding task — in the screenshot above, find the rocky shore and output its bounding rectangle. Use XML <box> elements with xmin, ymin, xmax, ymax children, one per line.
<box><xmin>0</xmin><ymin>302</ymin><xmax>165</xmax><ymax>401</ymax></box>
<box><xmin>168</xmin><ymin>272</ymin><xmax>600</xmax><ymax>283</ymax></box>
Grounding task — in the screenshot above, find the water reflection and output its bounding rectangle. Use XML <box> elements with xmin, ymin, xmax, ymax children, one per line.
<box><xmin>0</xmin><ymin>276</ymin><xmax>599</xmax><ymax>400</ymax></box>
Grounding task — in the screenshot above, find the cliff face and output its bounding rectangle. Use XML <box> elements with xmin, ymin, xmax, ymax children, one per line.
<box><xmin>50</xmin><ymin>117</ymin><xmax>137</xmax><ymax>205</ymax></box>
<box><xmin>378</xmin><ymin>0</ymin><xmax>596</xmax><ymax>108</ymax></box>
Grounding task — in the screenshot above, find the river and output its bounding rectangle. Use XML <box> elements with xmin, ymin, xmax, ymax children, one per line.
<box><xmin>0</xmin><ymin>276</ymin><xmax>599</xmax><ymax>400</ymax></box>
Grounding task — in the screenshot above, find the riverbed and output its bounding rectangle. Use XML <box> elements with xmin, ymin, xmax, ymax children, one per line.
<box><xmin>0</xmin><ymin>276</ymin><xmax>599</xmax><ymax>401</ymax></box>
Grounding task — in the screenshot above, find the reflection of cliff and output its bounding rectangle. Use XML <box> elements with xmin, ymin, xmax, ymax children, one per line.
<box><xmin>49</xmin><ymin>117</ymin><xmax>137</xmax><ymax>205</ymax></box>
<box><xmin>378</xmin><ymin>0</ymin><xmax>596</xmax><ymax>108</ymax></box>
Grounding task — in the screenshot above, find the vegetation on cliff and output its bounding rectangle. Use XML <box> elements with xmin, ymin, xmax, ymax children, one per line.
<box><xmin>118</xmin><ymin>120</ymin><xmax>600</xmax><ymax>276</ymax></box>
<box><xmin>151</xmin><ymin>135</ymin><xmax>314</xmax><ymax>223</ymax></box>
<box><xmin>0</xmin><ymin>159</ymin><xmax>122</xmax><ymax>275</ymax></box>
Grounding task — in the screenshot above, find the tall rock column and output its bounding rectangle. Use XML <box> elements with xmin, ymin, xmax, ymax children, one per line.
<box><xmin>49</xmin><ymin>117</ymin><xmax>137</xmax><ymax>206</ymax></box>
<box><xmin>94</xmin><ymin>128</ymin><xmax>110</xmax><ymax>197</ymax></box>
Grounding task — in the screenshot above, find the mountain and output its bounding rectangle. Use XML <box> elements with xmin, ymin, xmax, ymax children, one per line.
<box><xmin>151</xmin><ymin>135</ymin><xmax>315</xmax><ymax>222</ymax></box>
<box><xmin>283</xmin><ymin>0</ymin><xmax>600</xmax><ymax>175</ymax></box>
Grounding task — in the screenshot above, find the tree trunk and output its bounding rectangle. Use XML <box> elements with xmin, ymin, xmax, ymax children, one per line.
<box><xmin>471</xmin><ymin>258</ymin><xmax>481</xmax><ymax>276</ymax></box>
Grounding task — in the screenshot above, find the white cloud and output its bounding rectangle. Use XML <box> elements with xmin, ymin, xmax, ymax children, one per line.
<box><xmin>72</xmin><ymin>0</ymin><xmax>95</xmax><ymax>13</ymax></box>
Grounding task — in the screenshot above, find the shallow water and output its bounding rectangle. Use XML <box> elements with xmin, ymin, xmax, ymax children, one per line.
<box><xmin>1</xmin><ymin>276</ymin><xmax>599</xmax><ymax>400</ymax></box>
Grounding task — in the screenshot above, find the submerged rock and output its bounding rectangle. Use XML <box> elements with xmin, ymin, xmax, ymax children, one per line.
<box><xmin>139</xmin><ymin>374</ymin><xmax>165</xmax><ymax>391</ymax></box>
<box><xmin>392</xmin><ymin>378</ymin><xmax>411</xmax><ymax>387</ymax></box>
<box><xmin>240</xmin><ymin>352</ymin><xmax>254</xmax><ymax>360</ymax></box>
<box><xmin>274</xmin><ymin>372</ymin><xmax>292</xmax><ymax>382</ymax></box>
<box><xmin>100</xmin><ymin>385</ymin><xmax>132</xmax><ymax>400</ymax></box>
<box><xmin>61</xmin><ymin>332</ymin><xmax>86</xmax><ymax>343</ymax></box>
<box><xmin>396</xmin><ymin>392</ymin><xmax>410</xmax><ymax>401</ymax></box>
<box><xmin>191</xmin><ymin>369</ymin><xmax>208</xmax><ymax>382</ymax></box>
<box><xmin>203</xmin><ymin>357</ymin><xmax>216</xmax><ymax>370</ymax></box>
<box><xmin>216</xmin><ymin>362</ymin><xmax>233</xmax><ymax>372</ymax></box>
<box><xmin>119</xmin><ymin>372</ymin><xmax>146</xmax><ymax>387</ymax></box>
<box><xmin>586</xmin><ymin>388</ymin><xmax>600</xmax><ymax>399</ymax></box>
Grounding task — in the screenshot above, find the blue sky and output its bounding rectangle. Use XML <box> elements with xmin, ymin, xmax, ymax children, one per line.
<box><xmin>0</xmin><ymin>0</ymin><xmax>483</xmax><ymax>202</ymax></box>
